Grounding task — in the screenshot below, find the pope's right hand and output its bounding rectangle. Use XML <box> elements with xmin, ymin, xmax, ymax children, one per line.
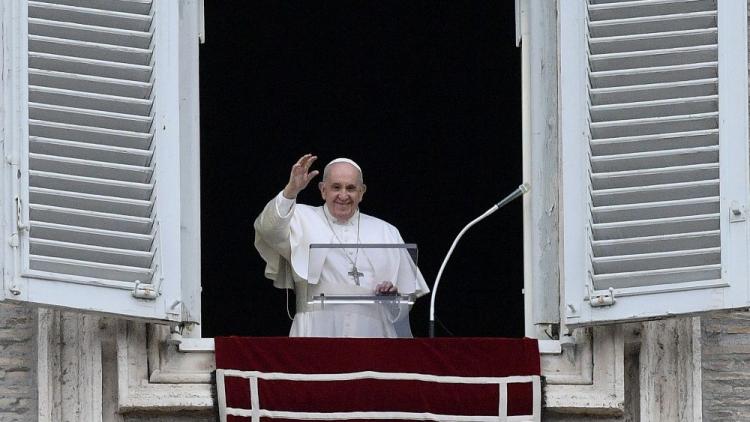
<box><xmin>283</xmin><ymin>154</ymin><xmax>319</xmax><ymax>199</ymax></box>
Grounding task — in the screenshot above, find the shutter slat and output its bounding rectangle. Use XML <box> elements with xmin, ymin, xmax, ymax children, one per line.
<box><xmin>590</xmin><ymin>28</ymin><xmax>716</xmax><ymax>55</ymax></box>
<box><xmin>30</xmin><ymin>136</ymin><xmax>152</xmax><ymax>166</ymax></box>
<box><xmin>590</xmin><ymin>0</ymin><xmax>655</xmax><ymax>4</ymax></box>
<box><xmin>593</xmin><ymin>247</ymin><xmax>719</xmax><ymax>274</ymax></box>
<box><xmin>591</xmin><ymin>129</ymin><xmax>717</xmax><ymax>155</ymax></box>
<box><xmin>29</xmin><ymin>86</ymin><xmax>152</xmax><ymax>116</ymax></box>
<box><xmin>29</xmin><ymin>69</ymin><xmax>152</xmax><ymax>98</ymax></box>
<box><xmin>593</xmin><ymin>196</ymin><xmax>719</xmax><ymax>223</ymax></box>
<box><xmin>591</xmin><ymin>96</ymin><xmax>718</xmax><ymax>121</ymax></box>
<box><xmin>30</xmin><ymin>186</ymin><xmax>151</xmax><ymax>217</ymax></box>
<box><xmin>591</xmin><ymin>79</ymin><xmax>717</xmax><ymax>104</ymax></box>
<box><xmin>592</xmin><ymin>179</ymin><xmax>718</xmax><ymax>206</ymax></box>
<box><xmin>592</xmin><ymin>213</ymin><xmax>719</xmax><ymax>240</ymax></box>
<box><xmin>28</xmin><ymin>1</ymin><xmax>152</xmax><ymax>32</ymax></box>
<box><xmin>591</xmin><ymin>112</ymin><xmax>718</xmax><ymax>128</ymax></box>
<box><xmin>29</xmin><ymin>120</ymin><xmax>152</xmax><ymax>150</ymax></box>
<box><xmin>28</xmin><ymin>17</ymin><xmax>151</xmax><ymax>49</ymax></box>
<box><xmin>589</xmin><ymin>0</ymin><xmax>716</xmax><ymax>21</ymax></box>
<box><xmin>590</xmin><ymin>45</ymin><xmax>717</xmax><ymax>62</ymax></box>
<box><xmin>30</xmin><ymin>153</ymin><xmax>153</xmax><ymax>183</ymax></box>
<box><xmin>32</xmin><ymin>0</ymin><xmax>153</xmax><ymax>16</ymax></box>
<box><xmin>591</xmin><ymin>146</ymin><xmax>718</xmax><ymax>172</ymax></box>
<box><xmin>30</xmin><ymin>221</ymin><xmax>153</xmax><ymax>251</ymax></box>
<box><xmin>593</xmin><ymin>230</ymin><xmax>720</xmax><ymax>256</ymax></box>
<box><xmin>590</xmin><ymin>112</ymin><xmax>718</xmax><ymax>139</ymax></box>
<box><xmin>590</xmin><ymin>46</ymin><xmax>717</xmax><ymax>72</ymax></box>
<box><xmin>30</xmin><ymin>204</ymin><xmax>152</xmax><ymax>234</ymax></box>
<box><xmin>589</xmin><ymin>11</ymin><xmax>716</xmax><ymax>38</ymax></box>
<box><xmin>29</xmin><ymin>35</ymin><xmax>151</xmax><ymax>65</ymax></box>
<box><xmin>591</xmin><ymin>62</ymin><xmax>717</xmax><ymax>88</ymax></box>
<box><xmin>29</xmin><ymin>52</ymin><xmax>152</xmax><ymax>81</ymax></box>
<box><xmin>592</xmin><ymin>265</ymin><xmax>721</xmax><ymax>289</ymax></box>
<box><xmin>592</xmin><ymin>163</ymin><xmax>718</xmax><ymax>189</ymax></box>
<box><xmin>29</xmin><ymin>254</ymin><xmax>152</xmax><ymax>283</ymax></box>
<box><xmin>590</xmin><ymin>78</ymin><xmax>719</xmax><ymax>100</ymax></box>
<box><xmin>29</xmin><ymin>102</ymin><xmax>152</xmax><ymax>132</ymax></box>
<box><xmin>30</xmin><ymin>170</ymin><xmax>153</xmax><ymax>200</ymax></box>
<box><xmin>30</xmin><ymin>238</ymin><xmax>153</xmax><ymax>268</ymax></box>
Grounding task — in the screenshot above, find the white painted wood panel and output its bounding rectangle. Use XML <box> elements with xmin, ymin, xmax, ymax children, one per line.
<box><xmin>562</xmin><ymin>0</ymin><xmax>750</xmax><ymax>325</ymax></box>
<box><xmin>0</xmin><ymin>0</ymin><xmax>201</xmax><ymax>323</ymax></box>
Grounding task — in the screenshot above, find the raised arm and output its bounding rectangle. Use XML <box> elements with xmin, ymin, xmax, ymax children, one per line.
<box><xmin>254</xmin><ymin>154</ymin><xmax>320</xmax><ymax>258</ymax></box>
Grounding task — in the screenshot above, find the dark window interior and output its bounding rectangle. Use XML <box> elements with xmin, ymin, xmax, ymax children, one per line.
<box><xmin>200</xmin><ymin>1</ymin><xmax>523</xmax><ymax>338</ymax></box>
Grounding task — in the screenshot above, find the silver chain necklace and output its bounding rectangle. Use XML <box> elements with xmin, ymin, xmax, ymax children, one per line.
<box><xmin>324</xmin><ymin>208</ymin><xmax>363</xmax><ymax>285</ymax></box>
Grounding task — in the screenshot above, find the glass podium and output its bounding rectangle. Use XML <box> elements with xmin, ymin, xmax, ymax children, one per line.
<box><xmin>305</xmin><ymin>243</ymin><xmax>420</xmax><ymax>337</ymax></box>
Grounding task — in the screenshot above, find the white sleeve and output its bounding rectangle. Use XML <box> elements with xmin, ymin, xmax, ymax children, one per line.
<box><xmin>275</xmin><ymin>191</ymin><xmax>296</xmax><ymax>217</ymax></box>
<box><xmin>254</xmin><ymin>191</ymin><xmax>296</xmax><ymax>260</ymax></box>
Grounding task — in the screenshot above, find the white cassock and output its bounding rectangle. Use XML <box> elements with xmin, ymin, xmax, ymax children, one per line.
<box><xmin>254</xmin><ymin>192</ymin><xmax>430</xmax><ymax>338</ymax></box>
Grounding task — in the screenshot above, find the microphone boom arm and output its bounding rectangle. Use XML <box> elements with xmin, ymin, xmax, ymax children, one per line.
<box><xmin>428</xmin><ymin>183</ymin><xmax>530</xmax><ymax>337</ymax></box>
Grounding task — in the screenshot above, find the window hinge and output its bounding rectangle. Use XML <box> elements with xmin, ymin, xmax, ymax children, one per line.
<box><xmin>15</xmin><ymin>196</ymin><xmax>29</xmax><ymax>232</ymax></box>
<box><xmin>9</xmin><ymin>196</ymin><xmax>28</xmax><ymax>248</ymax></box>
<box><xmin>8</xmin><ymin>232</ymin><xmax>18</xmax><ymax>248</ymax></box>
<box><xmin>167</xmin><ymin>322</ymin><xmax>183</xmax><ymax>345</ymax></box>
<box><xmin>167</xmin><ymin>299</ymin><xmax>182</xmax><ymax>317</ymax></box>
<box><xmin>588</xmin><ymin>286</ymin><xmax>615</xmax><ymax>307</ymax></box>
<box><xmin>730</xmin><ymin>201</ymin><xmax>747</xmax><ymax>223</ymax></box>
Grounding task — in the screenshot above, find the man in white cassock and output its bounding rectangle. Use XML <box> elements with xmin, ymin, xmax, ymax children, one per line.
<box><xmin>254</xmin><ymin>154</ymin><xmax>430</xmax><ymax>337</ymax></box>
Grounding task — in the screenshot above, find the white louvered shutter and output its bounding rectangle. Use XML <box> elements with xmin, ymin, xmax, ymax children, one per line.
<box><xmin>0</xmin><ymin>0</ymin><xmax>201</xmax><ymax>323</ymax></box>
<box><xmin>561</xmin><ymin>0</ymin><xmax>749</xmax><ymax>326</ymax></box>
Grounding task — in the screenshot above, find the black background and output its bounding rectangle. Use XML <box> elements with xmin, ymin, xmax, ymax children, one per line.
<box><xmin>199</xmin><ymin>1</ymin><xmax>524</xmax><ymax>338</ymax></box>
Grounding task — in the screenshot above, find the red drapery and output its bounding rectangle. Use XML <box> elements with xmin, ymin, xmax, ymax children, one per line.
<box><xmin>215</xmin><ymin>337</ymin><xmax>540</xmax><ymax>421</ymax></box>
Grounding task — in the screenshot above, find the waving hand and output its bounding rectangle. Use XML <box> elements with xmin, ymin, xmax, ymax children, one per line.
<box><xmin>282</xmin><ymin>154</ymin><xmax>319</xmax><ymax>199</ymax></box>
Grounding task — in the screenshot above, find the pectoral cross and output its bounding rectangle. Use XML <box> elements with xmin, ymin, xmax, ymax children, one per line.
<box><xmin>348</xmin><ymin>265</ymin><xmax>364</xmax><ymax>286</ymax></box>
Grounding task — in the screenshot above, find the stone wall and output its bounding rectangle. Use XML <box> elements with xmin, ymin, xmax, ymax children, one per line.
<box><xmin>544</xmin><ymin>340</ymin><xmax>639</xmax><ymax>422</ymax></box>
<box><xmin>0</xmin><ymin>295</ymin><xmax>727</xmax><ymax>422</ymax></box>
<box><xmin>0</xmin><ymin>303</ymin><xmax>37</xmax><ymax>422</ymax></box>
<box><xmin>702</xmin><ymin>312</ymin><xmax>750</xmax><ymax>421</ymax></box>
<box><xmin>0</xmin><ymin>303</ymin><xmax>216</xmax><ymax>422</ymax></box>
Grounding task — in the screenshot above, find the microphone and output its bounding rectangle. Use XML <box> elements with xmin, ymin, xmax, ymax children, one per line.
<box><xmin>428</xmin><ymin>183</ymin><xmax>531</xmax><ymax>338</ymax></box>
<box><xmin>496</xmin><ymin>183</ymin><xmax>530</xmax><ymax>209</ymax></box>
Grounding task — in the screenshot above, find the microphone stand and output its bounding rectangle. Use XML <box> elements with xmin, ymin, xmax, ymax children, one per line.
<box><xmin>428</xmin><ymin>183</ymin><xmax>530</xmax><ymax>338</ymax></box>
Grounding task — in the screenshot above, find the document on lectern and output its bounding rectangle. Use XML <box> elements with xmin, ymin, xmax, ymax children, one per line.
<box><xmin>306</xmin><ymin>243</ymin><xmax>419</xmax><ymax>307</ymax></box>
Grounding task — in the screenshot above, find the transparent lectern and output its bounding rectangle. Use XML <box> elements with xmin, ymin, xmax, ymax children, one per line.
<box><xmin>306</xmin><ymin>243</ymin><xmax>420</xmax><ymax>337</ymax></box>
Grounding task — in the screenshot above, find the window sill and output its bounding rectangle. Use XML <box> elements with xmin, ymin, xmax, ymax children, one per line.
<box><xmin>542</xmin><ymin>326</ymin><xmax>625</xmax><ymax>415</ymax></box>
<box><xmin>117</xmin><ymin>322</ymin><xmax>215</xmax><ymax>412</ymax></box>
<box><xmin>178</xmin><ymin>337</ymin><xmax>215</xmax><ymax>352</ymax></box>
<box><xmin>538</xmin><ymin>339</ymin><xmax>562</xmax><ymax>354</ymax></box>
<box><xmin>182</xmin><ymin>338</ymin><xmax>561</xmax><ymax>354</ymax></box>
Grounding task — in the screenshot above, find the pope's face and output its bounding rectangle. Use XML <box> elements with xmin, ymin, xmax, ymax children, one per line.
<box><xmin>319</xmin><ymin>163</ymin><xmax>366</xmax><ymax>221</ymax></box>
